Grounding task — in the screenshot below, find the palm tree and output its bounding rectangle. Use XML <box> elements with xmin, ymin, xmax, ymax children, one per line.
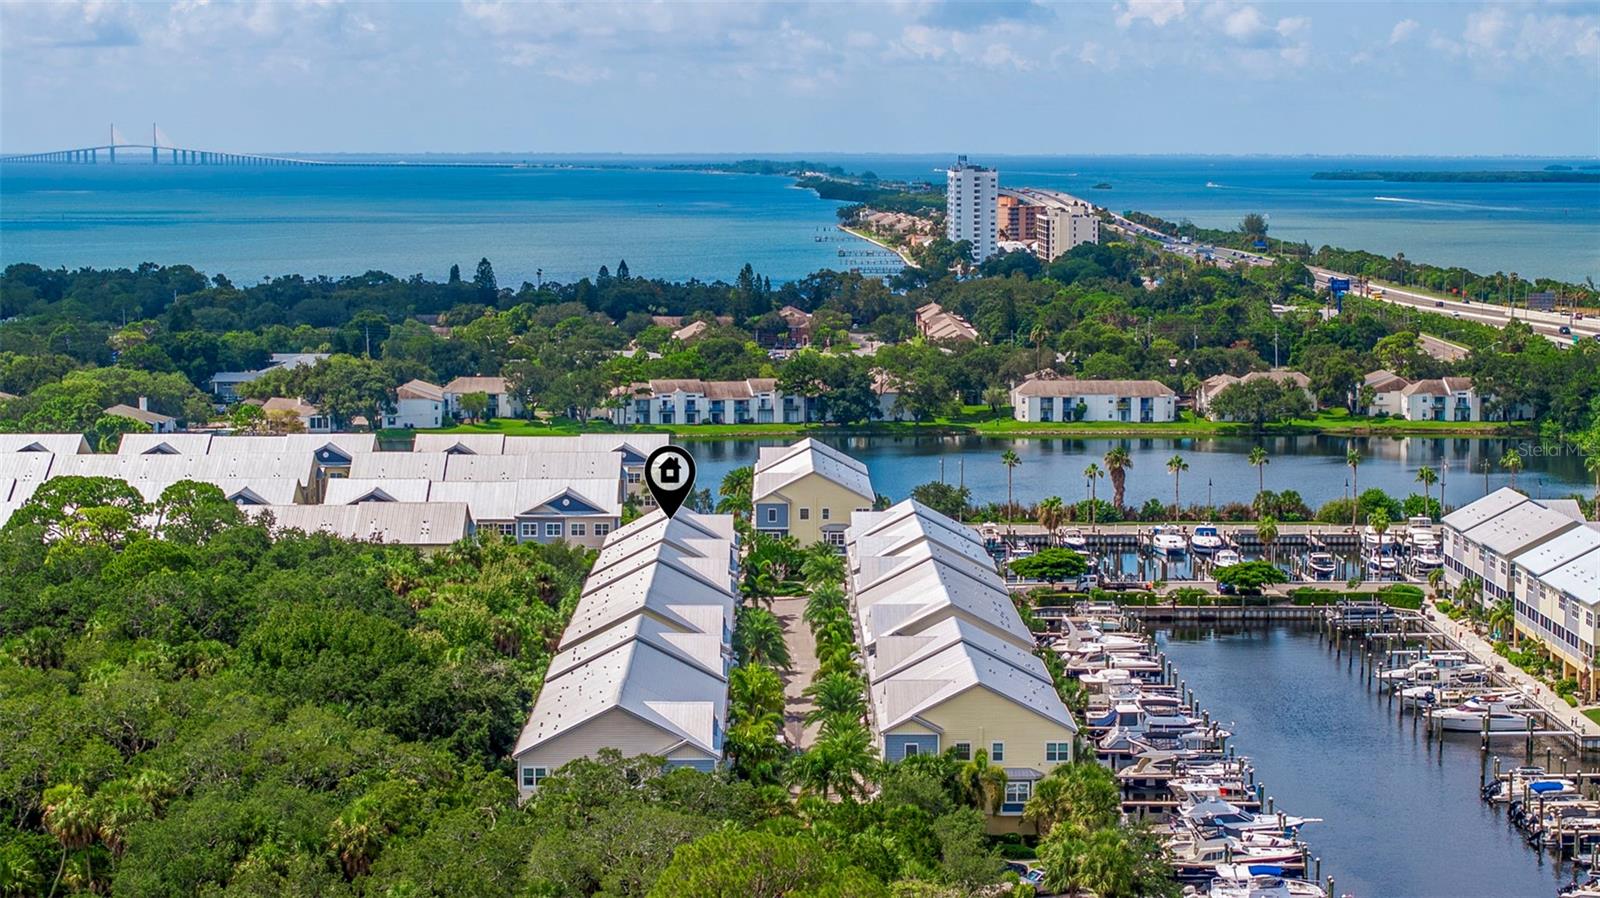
<box><xmin>1247</xmin><ymin>446</ymin><xmax>1269</xmax><ymax>498</ymax></box>
<box><xmin>1346</xmin><ymin>447</ymin><xmax>1362</xmax><ymax>529</ymax></box>
<box><xmin>1368</xmin><ymin>508</ymin><xmax>1390</xmax><ymax>567</ymax></box>
<box><xmin>790</xmin><ymin>720</ymin><xmax>877</xmax><ymax>800</ymax></box>
<box><xmin>1489</xmin><ymin>598</ymin><xmax>1515</xmax><ymax>644</ymax></box>
<box><xmin>1001</xmin><ymin>449</ymin><xmax>1021</xmax><ymax>521</ymax></box>
<box><xmin>981</xmin><ymin>386</ymin><xmax>1009</xmax><ymax>420</ymax></box>
<box><xmin>1256</xmin><ymin>515</ymin><xmax>1279</xmax><ymax>564</ymax></box>
<box><xmin>1083</xmin><ymin>463</ymin><xmax>1104</xmax><ymax>529</ymax></box>
<box><xmin>42</xmin><ymin>784</ymin><xmax>94</xmax><ymax>898</ymax></box>
<box><xmin>957</xmin><ymin>748</ymin><xmax>1009</xmax><ymax>814</ymax></box>
<box><xmin>803</xmin><ymin>672</ymin><xmax>867</xmax><ymax>726</ymax></box>
<box><xmin>1415</xmin><ymin>466</ymin><xmax>1439</xmax><ymax>519</ymax></box>
<box><xmin>1038</xmin><ymin>496</ymin><xmax>1066</xmax><ymax>543</ymax></box>
<box><xmin>799</xmin><ymin>545</ymin><xmax>846</xmax><ymax>588</ymax></box>
<box><xmin>1427</xmin><ymin>566</ymin><xmax>1446</xmax><ymax>598</ymax></box>
<box><xmin>1029</xmin><ymin>322</ymin><xmax>1051</xmax><ymax>370</ymax></box>
<box><xmin>803</xmin><ymin>582</ymin><xmax>847</xmax><ymax>630</ymax></box>
<box><xmin>716</xmin><ymin>465</ymin><xmax>754</xmax><ymax>518</ymax></box>
<box><xmin>1166</xmin><ymin>454</ymin><xmax>1188</xmax><ymax>519</ymax></box>
<box><xmin>1500</xmin><ymin>447</ymin><xmax>1524</xmax><ymax>491</ymax></box>
<box><xmin>733</xmin><ymin>607</ymin><xmax>792</xmax><ymax>669</ymax></box>
<box><xmin>729</xmin><ymin>663</ymin><xmax>786</xmax><ymax>724</ymax></box>
<box><xmin>1103</xmin><ymin>446</ymin><xmax>1132</xmax><ymax>511</ymax></box>
<box><xmin>329</xmin><ymin>796</ymin><xmax>391</xmax><ymax>880</ymax></box>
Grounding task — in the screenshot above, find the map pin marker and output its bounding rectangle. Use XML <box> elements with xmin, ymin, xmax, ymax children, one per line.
<box><xmin>644</xmin><ymin>446</ymin><xmax>696</xmax><ymax>518</ymax></box>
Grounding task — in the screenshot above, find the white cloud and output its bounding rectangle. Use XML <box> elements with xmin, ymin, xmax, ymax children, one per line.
<box><xmin>1389</xmin><ymin>18</ymin><xmax>1419</xmax><ymax>44</ymax></box>
<box><xmin>1114</xmin><ymin>0</ymin><xmax>1186</xmax><ymax>29</ymax></box>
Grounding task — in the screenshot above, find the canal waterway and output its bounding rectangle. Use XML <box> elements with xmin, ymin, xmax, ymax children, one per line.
<box><xmin>691</xmin><ymin>434</ymin><xmax>1591</xmax><ymax>512</ymax></box>
<box><xmin>1158</xmin><ymin>624</ymin><xmax>1571</xmax><ymax>898</ymax></box>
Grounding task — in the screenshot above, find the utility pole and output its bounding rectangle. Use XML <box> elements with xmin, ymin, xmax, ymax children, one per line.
<box><xmin>1273</xmin><ymin>329</ymin><xmax>1280</xmax><ymax>368</ymax></box>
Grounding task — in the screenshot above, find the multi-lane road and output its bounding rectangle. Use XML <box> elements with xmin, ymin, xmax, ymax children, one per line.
<box><xmin>1308</xmin><ymin>266</ymin><xmax>1600</xmax><ymax>346</ymax></box>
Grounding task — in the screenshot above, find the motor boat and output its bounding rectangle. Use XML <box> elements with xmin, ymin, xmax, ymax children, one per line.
<box><xmin>1168</xmin><ymin>838</ymin><xmax>1307</xmax><ymax>879</ymax></box>
<box><xmin>1362</xmin><ymin>525</ymin><xmax>1385</xmax><ymax>549</ymax></box>
<box><xmin>1377</xmin><ymin>652</ymin><xmax>1477</xmax><ymax>682</ymax></box>
<box><xmin>1059</xmin><ymin>527</ymin><xmax>1088</xmax><ymax>550</ymax></box>
<box><xmin>1407</xmin><ymin>516</ymin><xmax>1438</xmax><ymax>549</ymax></box>
<box><xmin>1305</xmin><ymin>552</ymin><xmax>1337</xmax><ymax>579</ymax></box>
<box><xmin>1413</xmin><ymin>549</ymin><xmax>1445</xmax><ymax>571</ymax></box>
<box><xmin>1191</xmin><ymin>524</ymin><xmax>1224</xmax><ymax>554</ymax></box>
<box><xmin>1009</xmin><ymin>539</ymin><xmax>1034</xmax><ymax>558</ymax></box>
<box><xmin>1152</xmin><ymin>525</ymin><xmax>1188</xmax><ymax>555</ymax></box>
<box><xmin>1484</xmin><ymin>765</ymin><xmax>1579</xmax><ymax>803</ymax></box>
<box><xmin>1365</xmin><ymin>553</ymin><xmax>1399</xmax><ymax>576</ymax></box>
<box><xmin>1207</xmin><ymin>864</ymin><xmax>1327</xmax><ymax>898</ymax></box>
<box><xmin>1214</xmin><ymin>548</ymin><xmax>1243</xmax><ymax>568</ymax></box>
<box><xmin>1180</xmin><ymin>798</ymin><xmax>1319</xmax><ymax>837</ymax></box>
<box><xmin>1428</xmin><ymin>696</ymin><xmax>1533</xmax><ymax>732</ymax></box>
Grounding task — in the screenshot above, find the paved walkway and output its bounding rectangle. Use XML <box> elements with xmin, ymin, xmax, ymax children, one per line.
<box><xmin>1425</xmin><ymin>602</ymin><xmax>1600</xmax><ymax>741</ymax></box>
<box><xmin>771</xmin><ymin>595</ymin><xmax>823</xmax><ymax>750</ymax></box>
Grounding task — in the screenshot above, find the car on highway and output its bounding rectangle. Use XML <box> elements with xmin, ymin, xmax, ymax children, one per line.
<box><xmin>1435</xmin><ymin>301</ymin><xmax>1444</xmax><ymax>308</ymax></box>
<box><xmin>1560</xmin><ymin>326</ymin><xmax>1572</xmax><ymax>335</ymax></box>
<box><xmin>1453</xmin><ymin>312</ymin><xmax>1461</xmax><ymax>318</ymax></box>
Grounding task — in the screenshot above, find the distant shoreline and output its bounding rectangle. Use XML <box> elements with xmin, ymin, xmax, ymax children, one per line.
<box><xmin>1312</xmin><ymin>170</ymin><xmax>1600</xmax><ymax>183</ymax></box>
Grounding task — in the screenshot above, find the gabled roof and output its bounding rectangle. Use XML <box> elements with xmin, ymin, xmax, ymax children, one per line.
<box><xmin>208</xmin><ymin>434</ymin><xmax>376</xmax><ymax>457</ymax></box>
<box><xmin>753</xmin><ymin>438</ymin><xmax>874</xmax><ymax>503</ymax></box>
<box><xmin>242</xmin><ymin>501</ymin><xmax>472</xmax><ymax>546</ymax></box>
<box><xmin>1462</xmin><ymin>501</ymin><xmax>1580</xmax><ymax>557</ymax></box>
<box><xmin>103</xmin><ymin>404</ymin><xmax>176</xmax><ymax>426</ymax></box>
<box><xmin>1013</xmin><ymin>377</ymin><xmax>1176</xmax><ymax>398</ymax></box>
<box><xmin>546</xmin><ymin>613</ymin><xmax>726</xmax><ymax>682</ymax></box>
<box><xmin>117</xmin><ymin>433</ymin><xmax>215</xmax><ymax>455</ymax></box>
<box><xmin>869</xmin><ymin>639</ymin><xmax>1075</xmax><ymax>734</ymax></box>
<box><xmin>1363</xmin><ymin>369</ymin><xmax>1410</xmax><ymax>392</ymax></box>
<box><xmin>261</xmin><ymin>396</ymin><xmax>320</xmax><ymax>417</ymax></box>
<box><xmin>1443</xmin><ymin>487</ymin><xmax>1530</xmax><ymax>533</ymax></box>
<box><xmin>870</xmin><ymin>616</ymin><xmax>1051</xmax><ymax>686</ymax></box>
<box><xmin>0</xmin><ymin>434</ymin><xmax>90</xmax><ymax>455</ymax></box>
<box><xmin>0</xmin><ymin>452</ymin><xmax>57</xmax><ymax>482</ymax></box>
<box><xmin>349</xmin><ymin>452</ymin><xmax>448</xmax><ymax>480</ymax></box>
<box><xmin>513</xmin><ymin>637</ymin><xmax>727</xmax><ymax>759</ymax></box>
<box><xmin>855</xmin><ymin>555</ymin><xmax>1031</xmax><ymax>649</ymax></box>
<box><xmin>425</xmin><ymin>478</ymin><xmax>621</xmax><ymax>520</ymax></box>
<box><xmin>849</xmin><ymin>501</ymin><xmax>996</xmax><ymax>570</ymax></box>
<box><xmin>562</xmin><ymin>560</ymin><xmax>734</xmax><ymax>650</ymax></box>
<box><xmin>443</xmin><ymin>452</ymin><xmax>622</xmax><ymax>483</ymax></box>
<box><xmin>1401</xmin><ymin>377</ymin><xmax>1475</xmax><ymax>397</ymax></box>
<box><xmin>396</xmin><ymin>379</ymin><xmax>444</xmax><ymax>401</ymax></box>
<box><xmin>442</xmin><ymin>376</ymin><xmax>509</xmax><ymax>395</ymax></box>
<box><xmin>323</xmin><ymin>478</ymin><xmax>434</xmax><ymax>505</ymax></box>
<box><xmin>500</xmin><ymin>434</ymin><xmax>670</xmax><ymax>459</ymax></box>
<box><xmin>411</xmin><ymin>433</ymin><xmax>506</xmax><ymax>455</ymax></box>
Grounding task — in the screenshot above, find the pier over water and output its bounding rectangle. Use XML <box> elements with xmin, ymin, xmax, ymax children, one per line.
<box><xmin>1161</xmin><ymin>623</ymin><xmax>1565</xmax><ymax>898</ymax></box>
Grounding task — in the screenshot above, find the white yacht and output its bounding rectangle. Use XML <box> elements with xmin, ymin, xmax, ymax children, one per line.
<box><xmin>1180</xmin><ymin>797</ymin><xmax>1319</xmax><ymax>837</ymax></box>
<box><xmin>1059</xmin><ymin>527</ymin><xmax>1088</xmax><ymax>550</ymax></box>
<box><xmin>1305</xmin><ymin>552</ymin><xmax>1337</xmax><ymax>579</ymax></box>
<box><xmin>1207</xmin><ymin>864</ymin><xmax>1327</xmax><ymax>898</ymax></box>
<box><xmin>1191</xmin><ymin>524</ymin><xmax>1224</xmax><ymax>554</ymax></box>
<box><xmin>1362</xmin><ymin>524</ymin><xmax>1390</xmax><ymax>550</ymax></box>
<box><xmin>1152</xmin><ymin>525</ymin><xmax>1188</xmax><ymax>555</ymax></box>
<box><xmin>1429</xmin><ymin>696</ymin><xmax>1533</xmax><ymax>732</ymax></box>
<box><xmin>1214</xmin><ymin>548</ymin><xmax>1243</xmax><ymax>567</ymax></box>
<box><xmin>1412</xmin><ymin>549</ymin><xmax>1445</xmax><ymax>571</ymax></box>
<box><xmin>1406</xmin><ymin>515</ymin><xmax>1439</xmax><ymax>549</ymax></box>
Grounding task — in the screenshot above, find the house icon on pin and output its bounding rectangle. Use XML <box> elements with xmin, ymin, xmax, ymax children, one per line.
<box><xmin>657</xmin><ymin>456</ymin><xmax>681</xmax><ymax>484</ymax></box>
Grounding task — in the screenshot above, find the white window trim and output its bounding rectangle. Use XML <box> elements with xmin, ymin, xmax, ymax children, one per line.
<box><xmin>990</xmin><ymin>742</ymin><xmax>1005</xmax><ymax>762</ymax></box>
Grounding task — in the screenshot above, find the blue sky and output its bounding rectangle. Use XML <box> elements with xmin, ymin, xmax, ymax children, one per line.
<box><xmin>2</xmin><ymin>1</ymin><xmax>1597</xmax><ymax>156</ymax></box>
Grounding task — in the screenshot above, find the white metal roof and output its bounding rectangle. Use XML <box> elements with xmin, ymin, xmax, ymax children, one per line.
<box><xmin>115</xmin><ymin>433</ymin><xmax>216</xmax><ymax>455</ymax></box>
<box><xmin>1516</xmin><ymin>526</ymin><xmax>1600</xmax><ymax>578</ymax></box>
<box><xmin>209</xmin><ymin>434</ymin><xmax>376</xmax><ymax>456</ymax></box>
<box><xmin>323</xmin><ymin>478</ymin><xmax>434</xmax><ymax>505</ymax></box>
<box><xmin>752</xmin><ymin>438</ymin><xmax>874</xmax><ymax>503</ymax></box>
<box><xmin>411</xmin><ymin>433</ymin><xmax>506</xmax><ymax>454</ymax></box>
<box><xmin>500</xmin><ymin>434</ymin><xmax>670</xmax><ymax>457</ymax></box>
<box><xmin>855</xmin><ymin>555</ymin><xmax>1031</xmax><ymax>648</ymax></box>
<box><xmin>546</xmin><ymin>613</ymin><xmax>726</xmax><ymax>681</ymax></box>
<box><xmin>0</xmin><ymin>434</ymin><xmax>90</xmax><ymax>455</ymax></box>
<box><xmin>424</xmin><ymin>478</ymin><xmax>622</xmax><ymax>520</ymax></box>
<box><xmin>561</xmin><ymin>561</ymin><xmax>734</xmax><ymax>651</ymax></box>
<box><xmin>869</xmin><ymin>638</ymin><xmax>1075</xmax><ymax>734</ymax></box>
<box><xmin>241</xmin><ymin>501</ymin><xmax>472</xmax><ymax>546</ymax></box>
<box><xmin>1542</xmin><ymin>552</ymin><xmax>1600</xmax><ymax>604</ymax></box>
<box><xmin>443</xmin><ymin>451</ymin><xmax>622</xmax><ymax>483</ymax></box>
<box><xmin>512</xmin><ymin>637</ymin><xmax>726</xmax><ymax>759</ymax></box>
<box><xmin>1443</xmin><ymin>487</ymin><xmax>1530</xmax><ymax>533</ymax></box>
<box><xmin>348</xmin><ymin>452</ymin><xmax>449</xmax><ymax>480</ymax></box>
<box><xmin>869</xmin><ymin>616</ymin><xmax>1051</xmax><ymax>686</ymax></box>
<box><xmin>1462</xmin><ymin>501</ymin><xmax>1579</xmax><ymax>557</ymax></box>
<box><xmin>0</xmin><ymin>452</ymin><xmax>56</xmax><ymax>482</ymax></box>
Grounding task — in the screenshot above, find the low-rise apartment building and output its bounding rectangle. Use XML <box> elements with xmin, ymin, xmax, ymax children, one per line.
<box><xmin>1442</xmin><ymin>488</ymin><xmax>1587</xmax><ymax>606</ymax></box>
<box><xmin>610</xmin><ymin>378</ymin><xmax>812</xmax><ymax>426</ymax></box>
<box><xmin>512</xmin><ymin>511</ymin><xmax>737</xmax><ymax>796</ymax></box>
<box><xmin>1010</xmin><ymin>376</ymin><xmax>1177</xmax><ymax>423</ymax></box>
<box><xmin>847</xmin><ymin>500</ymin><xmax>1076</xmax><ymax>833</ymax></box>
<box><xmin>1195</xmin><ymin>370</ymin><xmax>1314</xmax><ymax>418</ymax></box>
<box><xmin>1511</xmin><ymin>527</ymin><xmax>1600</xmax><ymax>694</ymax></box>
<box><xmin>443</xmin><ymin>376</ymin><xmax>523</xmax><ymax>420</ymax></box>
<box><xmin>384</xmin><ymin>379</ymin><xmax>446</xmax><ymax>429</ymax></box>
<box><xmin>752</xmin><ymin>439</ymin><xmax>875</xmax><ymax>546</ymax></box>
<box><xmin>915</xmin><ymin>303</ymin><xmax>980</xmax><ymax>343</ymax></box>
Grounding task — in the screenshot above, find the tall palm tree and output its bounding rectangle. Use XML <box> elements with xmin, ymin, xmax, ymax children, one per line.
<box><xmin>1489</xmin><ymin>598</ymin><xmax>1515</xmax><ymax>644</ymax></box>
<box><xmin>1103</xmin><ymin>446</ymin><xmax>1132</xmax><ymax>511</ymax></box>
<box><xmin>1038</xmin><ymin>496</ymin><xmax>1067</xmax><ymax>543</ymax></box>
<box><xmin>803</xmin><ymin>672</ymin><xmax>867</xmax><ymax>726</ymax></box>
<box><xmin>1586</xmin><ymin>454</ymin><xmax>1600</xmax><ymax>507</ymax></box>
<box><xmin>1082</xmin><ymin>463</ymin><xmax>1104</xmax><ymax>528</ymax></box>
<box><xmin>42</xmin><ymin>784</ymin><xmax>94</xmax><ymax>898</ymax></box>
<box><xmin>790</xmin><ymin>720</ymin><xmax>877</xmax><ymax>800</ymax></box>
<box><xmin>1415</xmin><ymin>466</ymin><xmax>1439</xmax><ymax>519</ymax></box>
<box><xmin>803</xmin><ymin>582</ymin><xmax>847</xmax><ymax>630</ymax></box>
<box><xmin>729</xmin><ymin>663</ymin><xmax>786</xmax><ymax>723</ymax></box>
<box><xmin>957</xmin><ymin>748</ymin><xmax>1009</xmax><ymax>814</ymax></box>
<box><xmin>1500</xmin><ymin>447</ymin><xmax>1524</xmax><ymax>491</ymax></box>
<box><xmin>1166</xmin><ymin>454</ymin><xmax>1188</xmax><ymax>519</ymax></box>
<box><xmin>1029</xmin><ymin>322</ymin><xmax>1051</xmax><ymax>370</ymax></box>
<box><xmin>1368</xmin><ymin>508</ymin><xmax>1391</xmax><ymax>573</ymax></box>
<box><xmin>1247</xmin><ymin>446</ymin><xmax>1270</xmax><ymax>498</ymax></box>
<box><xmin>329</xmin><ymin>797</ymin><xmax>388</xmax><ymax>880</ymax></box>
<box><xmin>1256</xmin><ymin>516</ymin><xmax>1279</xmax><ymax>564</ymax></box>
<box><xmin>1001</xmin><ymin>449</ymin><xmax>1021</xmax><ymax>521</ymax></box>
<box><xmin>1346</xmin><ymin>447</ymin><xmax>1362</xmax><ymax>529</ymax></box>
<box><xmin>733</xmin><ymin>607</ymin><xmax>792</xmax><ymax>669</ymax></box>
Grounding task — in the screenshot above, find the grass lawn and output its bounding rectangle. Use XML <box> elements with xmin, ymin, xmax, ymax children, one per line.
<box><xmin>1585</xmin><ymin>708</ymin><xmax>1600</xmax><ymax>727</ymax></box>
<box><xmin>384</xmin><ymin>405</ymin><xmax>1520</xmax><ymax>442</ymax></box>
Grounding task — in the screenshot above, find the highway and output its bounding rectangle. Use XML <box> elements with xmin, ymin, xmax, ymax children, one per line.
<box><xmin>1308</xmin><ymin>266</ymin><xmax>1600</xmax><ymax>347</ymax></box>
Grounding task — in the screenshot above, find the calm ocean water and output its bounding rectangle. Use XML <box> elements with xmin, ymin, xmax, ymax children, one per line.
<box><xmin>1</xmin><ymin>155</ymin><xmax>1595</xmax><ymax>285</ymax></box>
